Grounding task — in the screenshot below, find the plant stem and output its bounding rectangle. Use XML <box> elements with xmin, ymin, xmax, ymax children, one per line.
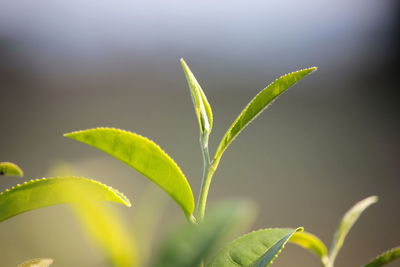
<box><xmin>195</xmin><ymin>133</ymin><xmax>216</xmax><ymax>222</ymax></box>
<box><xmin>195</xmin><ymin>134</ymin><xmax>215</xmax><ymax>267</ymax></box>
<box><xmin>326</xmin><ymin>250</ymin><xmax>336</xmax><ymax>267</ymax></box>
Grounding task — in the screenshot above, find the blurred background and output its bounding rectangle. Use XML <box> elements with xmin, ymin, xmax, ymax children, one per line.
<box><xmin>1</xmin><ymin>0</ymin><xmax>399</xmax><ymax>266</ymax></box>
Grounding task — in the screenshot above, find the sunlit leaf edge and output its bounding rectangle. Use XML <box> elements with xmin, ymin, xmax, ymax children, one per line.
<box><xmin>0</xmin><ymin>161</ymin><xmax>24</xmax><ymax>177</ymax></box>
<box><xmin>214</xmin><ymin>67</ymin><xmax>317</xmax><ymax>163</ymax></box>
<box><xmin>64</xmin><ymin>127</ymin><xmax>195</xmax><ymax>216</ymax></box>
<box><xmin>17</xmin><ymin>258</ymin><xmax>53</xmax><ymax>267</ymax></box>
<box><xmin>208</xmin><ymin>227</ymin><xmax>303</xmax><ymax>267</ymax></box>
<box><xmin>0</xmin><ymin>176</ymin><xmax>131</xmax><ymax>222</ymax></box>
<box><xmin>289</xmin><ymin>231</ymin><xmax>329</xmax><ymax>265</ymax></box>
<box><xmin>252</xmin><ymin>227</ymin><xmax>303</xmax><ymax>267</ymax></box>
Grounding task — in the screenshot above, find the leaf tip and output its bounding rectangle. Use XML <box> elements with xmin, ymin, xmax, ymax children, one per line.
<box><xmin>302</xmin><ymin>66</ymin><xmax>318</xmax><ymax>74</ymax></box>
<box><xmin>180</xmin><ymin>58</ymin><xmax>187</xmax><ymax>68</ymax></box>
<box><xmin>0</xmin><ymin>162</ymin><xmax>24</xmax><ymax>177</ymax></box>
<box><xmin>369</xmin><ymin>195</ymin><xmax>379</xmax><ymax>202</ymax></box>
<box><xmin>63</xmin><ymin>131</ymin><xmax>75</xmax><ymax>138</ymax></box>
<box><xmin>358</xmin><ymin>195</ymin><xmax>379</xmax><ymax>208</ymax></box>
<box><xmin>180</xmin><ymin>58</ymin><xmax>191</xmax><ymax>74</ymax></box>
<box><xmin>365</xmin><ymin>196</ymin><xmax>379</xmax><ymax>207</ymax></box>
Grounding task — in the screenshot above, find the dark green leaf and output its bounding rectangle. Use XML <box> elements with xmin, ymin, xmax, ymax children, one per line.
<box><xmin>208</xmin><ymin>227</ymin><xmax>303</xmax><ymax>267</ymax></box>
<box><xmin>152</xmin><ymin>201</ymin><xmax>256</xmax><ymax>267</ymax></box>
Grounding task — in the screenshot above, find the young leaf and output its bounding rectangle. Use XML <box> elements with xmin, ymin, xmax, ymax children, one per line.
<box><xmin>181</xmin><ymin>58</ymin><xmax>213</xmax><ymax>135</ymax></box>
<box><xmin>214</xmin><ymin>67</ymin><xmax>317</xmax><ymax>165</ymax></box>
<box><xmin>363</xmin><ymin>247</ymin><xmax>400</xmax><ymax>267</ymax></box>
<box><xmin>64</xmin><ymin>127</ymin><xmax>195</xmax><ymax>218</ymax></box>
<box><xmin>208</xmin><ymin>227</ymin><xmax>303</xmax><ymax>267</ymax></box>
<box><xmin>17</xmin><ymin>258</ymin><xmax>53</xmax><ymax>267</ymax></box>
<box><xmin>0</xmin><ymin>162</ymin><xmax>23</xmax><ymax>177</ymax></box>
<box><xmin>328</xmin><ymin>196</ymin><xmax>378</xmax><ymax>266</ymax></box>
<box><xmin>289</xmin><ymin>231</ymin><xmax>329</xmax><ymax>265</ymax></box>
<box><xmin>0</xmin><ymin>176</ymin><xmax>131</xmax><ymax>222</ymax></box>
<box><xmin>151</xmin><ymin>200</ymin><xmax>256</xmax><ymax>267</ymax></box>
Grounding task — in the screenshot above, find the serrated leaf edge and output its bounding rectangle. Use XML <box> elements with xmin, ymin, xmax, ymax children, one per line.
<box><xmin>64</xmin><ymin>127</ymin><xmax>194</xmax><ymax>215</ymax></box>
<box><xmin>254</xmin><ymin>228</ymin><xmax>303</xmax><ymax>267</ymax></box>
<box><xmin>17</xmin><ymin>258</ymin><xmax>53</xmax><ymax>267</ymax></box>
<box><xmin>226</xmin><ymin>227</ymin><xmax>301</xmax><ymax>244</ymax></box>
<box><xmin>214</xmin><ymin>67</ymin><xmax>317</xmax><ymax>161</ymax></box>
<box><xmin>64</xmin><ymin>127</ymin><xmax>187</xmax><ymax>186</ymax></box>
<box><xmin>210</xmin><ymin>227</ymin><xmax>303</xmax><ymax>267</ymax></box>
<box><xmin>0</xmin><ymin>176</ymin><xmax>131</xmax><ymax>207</ymax></box>
<box><xmin>363</xmin><ymin>246</ymin><xmax>400</xmax><ymax>267</ymax></box>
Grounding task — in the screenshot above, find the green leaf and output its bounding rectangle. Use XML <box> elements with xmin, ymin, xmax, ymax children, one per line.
<box><xmin>181</xmin><ymin>58</ymin><xmax>213</xmax><ymax>135</ymax></box>
<box><xmin>364</xmin><ymin>247</ymin><xmax>400</xmax><ymax>267</ymax></box>
<box><xmin>72</xmin><ymin>201</ymin><xmax>137</xmax><ymax>267</ymax></box>
<box><xmin>64</xmin><ymin>127</ymin><xmax>195</xmax><ymax>218</ymax></box>
<box><xmin>214</xmin><ymin>67</ymin><xmax>317</xmax><ymax>165</ymax></box>
<box><xmin>132</xmin><ymin>185</ymin><xmax>168</xmax><ymax>266</ymax></box>
<box><xmin>251</xmin><ymin>229</ymin><xmax>302</xmax><ymax>267</ymax></box>
<box><xmin>289</xmin><ymin>231</ymin><xmax>328</xmax><ymax>265</ymax></box>
<box><xmin>45</xmin><ymin>162</ymin><xmax>137</xmax><ymax>267</ymax></box>
<box><xmin>208</xmin><ymin>227</ymin><xmax>303</xmax><ymax>267</ymax></box>
<box><xmin>328</xmin><ymin>196</ymin><xmax>378</xmax><ymax>266</ymax></box>
<box><xmin>17</xmin><ymin>258</ymin><xmax>53</xmax><ymax>267</ymax></box>
<box><xmin>0</xmin><ymin>176</ymin><xmax>131</xmax><ymax>222</ymax></box>
<box><xmin>152</xmin><ymin>200</ymin><xmax>256</xmax><ymax>267</ymax></box>
<box><xmin>0</xmin><ymin>162</ymin><xmax>23</xmax><ymax>177</ymax></box>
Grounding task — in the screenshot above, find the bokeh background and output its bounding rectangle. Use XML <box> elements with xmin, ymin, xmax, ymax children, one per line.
<box><xmin>1</xmin><ymin>0</ymin><xmax>399</xmax><ymax>266</ymax></box>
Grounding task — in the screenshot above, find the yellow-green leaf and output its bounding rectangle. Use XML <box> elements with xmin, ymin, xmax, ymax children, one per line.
<box><xmin>208</xmin><ymin>227</ymin><xmax>303</xmax><ymax>267</ymax></box>
<box><xmin>214</xmin><ymin>67</ymin><xmax>317</xmax><ymax>165</ymax></box>
<box><xmin>17</xmin><ymin>258</ymin><xmax>53</xmax><ymax>267</ymax></box>
<box><xmin>364</xmin><ymin>247</ymin><xmax>400</xmax><ymax>267</ymax></box>
<box><xmin>289</xmin><ymin>231</ymin><xmax>328</xmax><ymax>265</ymax></box>
<box><xmin>72</xmin><ymin>201</ymin><xmax>137</xmax><ymax>267</ymax></box>
<box><xmin>328</xmin><ymin>196</ymin><xmax>378</xmax><ymax>266</ymax></box>
<box><xmin>64</xmin><ymin>127</ymin><xmax>195</xmax><ymax>217</ymax></box>
<box><xmin>132</xmin><ymin>185</ymin><xmax>168</xmax><ymax>266</ymax></box>
<box><xmin>0</xmin><ymin>176</ymin><xmax>131</xmax><ymax>222</ymax></box>
<box><xmin>45</xmin><ymin>162</ymin><xmax>137</xmax><ymax>267</ymax></box>
<box><xmin>0</xmin><ymin>162</ymin><xmax>23</xmax><ymax>177</ymax></box>
<box><xmin>181</xmin><ymin>58</ymin><xmax>213</xmax><ymax>135</ymax></box>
